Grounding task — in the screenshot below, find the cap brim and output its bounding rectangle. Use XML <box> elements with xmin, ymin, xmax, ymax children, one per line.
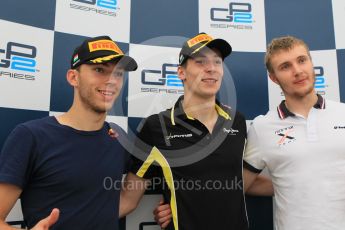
<box><xmin>192</xmin><ymin>39</ymin><xmax>232</xmax><ymax>60</ymax></box>
<box><xmin>114</xmin><ymin>55</ymin><xmax>138</xmax><ymax>71</ymax></box>
<box><xmin>88</xmin><ymin>55</ymin><xmax>138</xmax><ymax>71</ymax></box>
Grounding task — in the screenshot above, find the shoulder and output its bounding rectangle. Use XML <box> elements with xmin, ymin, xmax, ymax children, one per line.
<box><xmin>218</xmin><ymin>102</ymin><xmax>245</xmax><ymax>121</ymax></box>
<box><xmin>142</xmin><ymin>109</ymin><xmax>172</xmax><ymax>128</ymax></box>
<box><xmin>233</xmin><ymin>110</ymin><xmax>246</xmax><ymax>122</ymax></box>
<box><xmin>12</xmin><ymin>116</ymin><xmax>54</xmax><ymax>137</ymax></box>
<box><xmin>1</xmin><ymin>118</ymin><xmax>54</xmax><ymax>160</ymax></box>
<box><xmin>252</xmin><ymin>110</ymin><xmax>276</xmax><ymax>125</ymax></box>
<box><xmin>20</xmin><ymin>116</ymin><xmax>55</xmax><ymax>130</ymax></box>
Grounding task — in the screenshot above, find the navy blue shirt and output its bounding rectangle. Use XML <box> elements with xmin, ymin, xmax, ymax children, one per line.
<box><xmin>0</xmin><ymin>116</ymin><xmax>129</xmax><ymax>229</ymax></box>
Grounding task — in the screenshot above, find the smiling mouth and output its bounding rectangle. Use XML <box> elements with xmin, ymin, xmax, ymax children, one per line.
<box><xmin>201</xmin><ymin>79</ymin><xmax>217</xmax><ymax>83</ymax></box>
<box><xmin>98</xmin><ymin>90</ymin><xmax>115</xmax><ymax>96</ymax></box>
<box><xmin>294</xmin><ymin>79</ymin><xmax>307</xmax><ymax>84</ymax></box>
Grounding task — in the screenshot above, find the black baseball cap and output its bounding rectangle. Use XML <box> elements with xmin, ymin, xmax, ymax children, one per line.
<box><xmin>179</xmin><ymin>33</ymin><xmax>232</xmax><ymax>65</ymax></box>
<box><xmin>71</xmin><ymin>35</ymin><xmax>137</xmax><ymax>71</ymax></box>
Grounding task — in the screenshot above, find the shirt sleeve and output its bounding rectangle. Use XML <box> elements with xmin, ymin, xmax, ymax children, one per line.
<box><xmin>243</xmin><ymin>122</ymin><xmax>265</xmax><ymax>173</ymax></box>
<box><xmin>0</xmin><ymin>124</ymin><xmax>36</xmax><ymax>188</ymax></box>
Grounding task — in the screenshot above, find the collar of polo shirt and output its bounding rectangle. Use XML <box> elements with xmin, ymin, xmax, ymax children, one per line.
<box><xmin>277</xmin><ymin>94</ymin><xmax>325</xmax><ymax>119</ymax></box>
<box><xmin>170</xmin><ymin>95</ymin><xmax>231</xmax><ymax>126</ymax></box>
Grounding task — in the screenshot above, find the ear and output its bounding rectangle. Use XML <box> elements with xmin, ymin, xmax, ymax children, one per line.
<box><xmin>177</xmin><ymin>66</ymin><xmax>186</xmax><ymax>81</ymax></box>
<box><xmin>66</xmin><ymin>69</ymin><xmax>79</xmax><ymax>87</ymax></box>
<box><xmin>268</xmin><ymin>72</ymin><xmax>279</xmax><ymax>85</ymax></box>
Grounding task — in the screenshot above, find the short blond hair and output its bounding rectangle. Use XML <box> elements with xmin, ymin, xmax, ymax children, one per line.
<box><xmin>265</xmin><ymin>36</ymin><xmax>311</xmax><ymax>73</ymax></box>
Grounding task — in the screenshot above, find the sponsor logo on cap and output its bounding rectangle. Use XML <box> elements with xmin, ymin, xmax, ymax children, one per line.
<box><xmin>187</xmin><ymin>34</ymin><xmax>213</xmax><ymax>47</ymax></box>
<box><xmin>90</xmin><ymin>54</ymin><xmax>121</xmax><ymax>64</ymax></box>
<box><xmin>88</xmin><ymin>40</ymin><xmax>123</xmax><ymax>54</ymax></box>
<box><xmin>73</xmin><ymin>54</ymin><xmax>79</xmax><ymax>62</ymax></box>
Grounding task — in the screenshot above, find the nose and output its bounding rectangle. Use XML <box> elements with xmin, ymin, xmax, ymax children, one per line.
<box><xmin>204</xmin><ymin>60</ymin><xmax>216</xmax><ymax>72</ymax></box>
<box><xmin>104</xmin><ymin>75</ymin><xmax>122</xmax><ymax>92</ymax></box>
<box><xmin>292</xmin><ymin>63</ymin><xmax>303</xmax><ymax>76</ymax></box>
<box><xmin>105</xmin><ymin>72</ymin><xmax>123</xmax><ymax>84</ymax></box>
<box><xmin>104</xmin><ymin>75</ymin><xmax>116</xmax><ymax>84</ymax></box>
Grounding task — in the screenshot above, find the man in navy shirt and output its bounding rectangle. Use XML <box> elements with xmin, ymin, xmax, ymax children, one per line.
<box><xmin>0</xmin><ymin>36</ymin><xmax>137</xmax><ymax>229</ymax></box>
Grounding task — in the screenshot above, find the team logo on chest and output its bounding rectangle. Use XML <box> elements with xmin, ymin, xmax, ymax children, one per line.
<box><xmin>166</xmin><ymin>133</ymin><xmax>193</xmax><ymax>140</ymax></box>
<box><xmin>223</xmin><ymin>127</ymin><xmax>239</xmax><ymax>135</ymax></box>
<box><xmin>275</xmin><ymin>126</ymin><xmax>296</xmax><ymax>146</ymax></box>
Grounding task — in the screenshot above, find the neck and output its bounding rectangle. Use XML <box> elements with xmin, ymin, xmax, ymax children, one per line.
<box><xmin>182</xmin><ymin>94</ymin><xmax>218</xmax><ymax>133</ymax></box>
<box><xmin>284</xmin><ymin>91</ymin><xmax>318</xmax><ymax>118</ymax></box>
<box><xmin>56</xmin><ymin>101</ymin><xmax>107</xmax><ymax>131</ymax></box>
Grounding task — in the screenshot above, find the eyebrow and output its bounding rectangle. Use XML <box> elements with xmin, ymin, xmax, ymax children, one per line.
<box><xmin>192</xmin><ymin>54</ymin><xmax>222</xmax><ymax>59</ymax></box>
<box><xmin>297</xmin><ymin>55</ymin><xmax>308</xmax><ymax>59</ymax></box>
<box><xmin>278</xmin><ymin>61</ymin><xmax>290</xmax><ymax>68</ymax></box>
<box><xmin>93</xmin><ymin>62</ymin><xmax>120</xmax><ymax>69</ymax></box>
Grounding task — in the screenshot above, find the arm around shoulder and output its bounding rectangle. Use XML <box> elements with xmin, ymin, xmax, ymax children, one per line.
<box><xmin>243</xmin><ymin>169</ymin><xmax>273</xmax><ymax>196</ymax></box>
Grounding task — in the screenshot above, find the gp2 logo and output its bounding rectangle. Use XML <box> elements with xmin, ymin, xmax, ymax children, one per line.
<box><xmin>0</xmin><ymin>42</ymin><xmax>37</xmax><ymax>73</ymax></box>
<box><xmin>73</xmin><ymin>0</ymin><xmax>117</xmax><ymax>10</ymax></box>
<box><xmin>211</xmin><ymin>2</ymin><xmax>252</xmax><ymax>23</ymax></box>
<box><xmin>141</xmin><ymin>63</ymin><xmax>183</xmax><ymax>87</ymax></box>
<box><xmin>314</xmin><ymin>66</ymin><xmax>325</xmax><ymax>89</ymax></box>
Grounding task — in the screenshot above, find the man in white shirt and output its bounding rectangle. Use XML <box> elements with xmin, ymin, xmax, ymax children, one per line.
<box><xmin>244</xmin><ymin>35</ymin><xmax>345</xmax><ymax>230</ymax></box>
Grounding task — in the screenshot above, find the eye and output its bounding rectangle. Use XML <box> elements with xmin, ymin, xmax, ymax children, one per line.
<box><xmin>280</xmin><ymin>63</ymin><xmax>290</xmax><ymax>70</ymax></box>
<box><xmin>298</xmin><ymin>57</ymin><xmax>307</xmax><ymax>64</ymax></box>
<box><xmin>112</xmin><ymin>71</ymin><xmax>124</xmax><ymax>78</ymax></box>
<box><xmin>94</xmin><ymin>67</ymin><xmax>104</xmax><ymax>73</ymax></box>
<box><xmin>195</xmin><ymin>59</ymin><xmax>206</xmax><ymax>65</ymax></box>
<box><xmin>214</xmin><ymin>59</ymin><xmax>222</xmax><ymax>65</ymax></box>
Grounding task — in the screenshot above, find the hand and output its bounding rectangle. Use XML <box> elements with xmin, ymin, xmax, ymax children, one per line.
<box><xmin>31</xmin><ymin>208</ymin><xmax>60</xmax><ymax>230</ymax></box>
<box><xmin>153</xmin><ymin>200</ymin><xmax>171</xmax><ymax>229</ymax></box>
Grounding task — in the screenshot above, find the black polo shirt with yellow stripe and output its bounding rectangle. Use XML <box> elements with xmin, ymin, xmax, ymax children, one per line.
<box><xmin>130</xmin><ymin>95</ymin><xmax>248</xmax><ymax>230</ymax></box>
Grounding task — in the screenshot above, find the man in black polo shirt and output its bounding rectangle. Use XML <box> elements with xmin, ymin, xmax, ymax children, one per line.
<box><xmin>120</xmin><ymin>33</ymin><xmax>262</xmax><ymax>230</ymax></box>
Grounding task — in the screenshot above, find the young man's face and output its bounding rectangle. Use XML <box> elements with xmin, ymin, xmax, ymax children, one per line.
<box><xmin>74</xmin><ymin>62</ymin><xmax>125</xmax><ymax>113</ymax></box>
<box><xmin>178</xmin><ymin>48</ymin><xmax>223</xmax><ymax>99</ymax></box>
<box><xmin>269</xmin><ymin>44</ymin><xmax>315</xmax><ymax>99</ymax></box>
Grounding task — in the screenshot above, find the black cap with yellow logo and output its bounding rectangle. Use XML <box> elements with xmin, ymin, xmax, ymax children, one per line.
<box><xmin>71</xmin><ymin>35</ymin><xmax>137</xmax><ymax>71</ymax></box>
<box><xmin>179</xmin><ymin>33</ymin><xmax>232</xmax><ymax>66</ymax></box>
